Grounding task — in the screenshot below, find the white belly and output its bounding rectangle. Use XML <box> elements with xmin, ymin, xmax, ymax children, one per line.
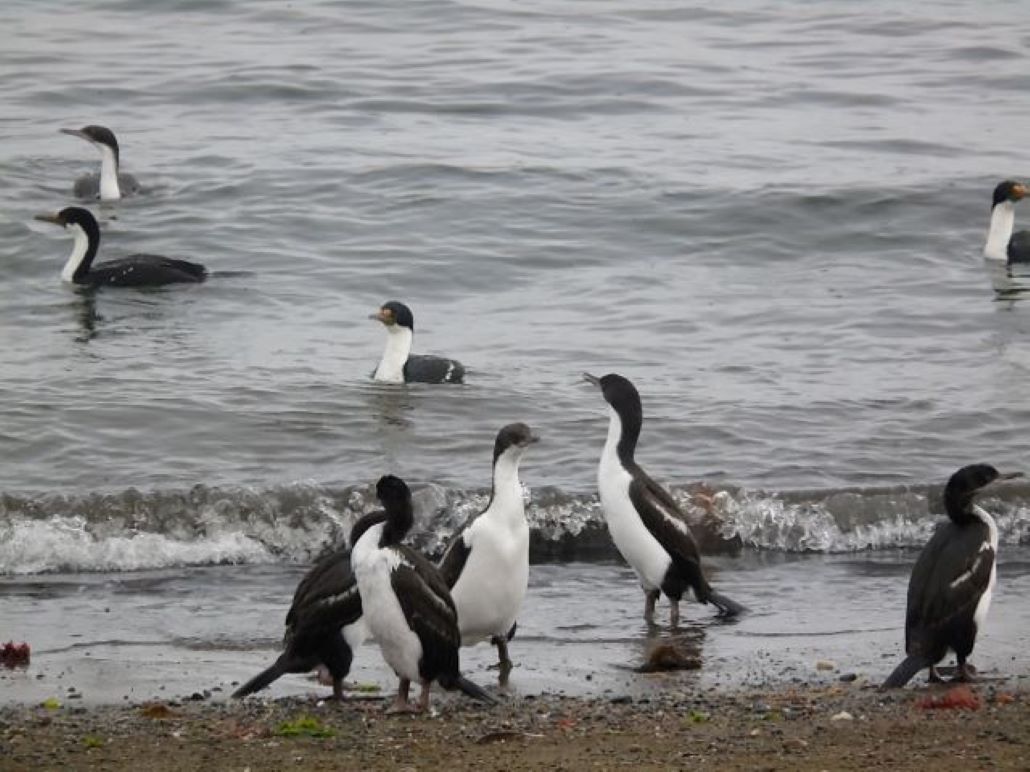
<box><xmin>450</xmin><ymin>521</ymin><xmax>529</xmax><ymax>645</ymax></box>
<box><xmin>598</xmin><ymin>457</ymin><xmax>671</xmax><ymax>591</ymax></box>
<box><xmin>973</xmin><ymin>564</ymin><xmax>996</xmax><ymax>631</ymax></box>
<box><xmin>972</xmin><ymin>505</ymin><xmax>999</xmax><ymax>632</ymax></box>
<box><xmin>342</xmin><ymin>616</ymin><xmax>368</xmax><ymax>650</ymax></box>
<box><xmin>352</xmin><ymin>535</ymin><xmax>422</xmax><ymax>682</ymax></box>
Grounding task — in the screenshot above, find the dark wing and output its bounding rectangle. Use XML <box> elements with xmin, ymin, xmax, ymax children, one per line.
<box><xmin>118</xmin><ymin>172</ymin><xmax>142</xmax><ymax>195</ymax></box>
<box><xmin>286</xmin><ymin>547</ymin><xmax>351</xmax><ymax>627</ymax></box>
<box><xmin>438</xmin><ymin>529</ymin><xmax>473</xmax><ymax>588</ymax></box>
<box><xmin>628</xmin><ymin>469</ymin><xmax>708</xmax><ymax>592</ymax></box>
<box><xmin>284</xmin><ymin>548</ymin><xmax>362</xmax><ymax>645</ymax></box>
<box><xmin>89</xmin><ymin>255</ymin><xmax>207</xmax><ymax>286</ymax></box>
<box><xmin>71</xmin><ymin>173</ymin><xmax>140</xmax><ymax>199</ymax></box>
<box><xmin>905</xmin><ymin>521</ymin><xmax>994</xmax><ymax>651</ymax></box>
<box><xmin>392</xmin><ymin>545</ymin><xmax>460</xmax><ymax>643</ymax></box>
<box><xmin>1008</xmin><ymin>230</ymin><xmax>1030</xmax><ymax>263</ymax></box>
<box><xmin>391</xmin><ymin>546</ymin><xmax>461</xmax><ymax>681</ymax></box>
<box><xmin>72</xmin><ymin>173</ymin><xmax>101</xmax><ymax>199</ymax></box>
<box><xmin>404</xmin><ymin>355</ymin><xmax>465</xmax><ymax>384</ymax></box>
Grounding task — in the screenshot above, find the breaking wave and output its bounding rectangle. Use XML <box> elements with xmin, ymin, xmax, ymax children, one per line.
<box><xmin>2</xmin><ymin>478</ymin><xmax>1030</xmax><ymax>574</ymax></box>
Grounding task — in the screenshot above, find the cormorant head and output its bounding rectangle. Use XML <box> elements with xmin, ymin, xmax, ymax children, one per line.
<box><xmin>376</xmin><ymin>474</ymin><xmax>411</xmax><ymax>509</ymax></box>
<box><xmin>992</xmin><ymin>180</ymin><xmax>1027</xmax><ymax>208</ymax></box>
<box><xmin>34</xmin><ymin>206</ymin><xmax>98</xmax><ymax>233</ymax></box>
<box><xmin>371</xmin><ymin>301</ymin><xmax>415</xmax><ymax>331</ymax></box>
<box><xmin>944</xmin><ymin>463</ymin><xmax>1022</xmax><ymax>519</ymax></box>
<box><xmin>60</xmin><ymin>125</ymin><xmax>120</xmax><ymax>164</ymax></box>
<box><xmin>375</xmin><ymin>474</ymin><xmax>414</xmax><ymax>545</ymax></box>
<box><xmin>583</xmin><ymin>372</ymin><xmax>641</xmax><ymax>413</ymax></box>
<box><xmin>492</xmin><ymin>422</ymin><xmax>539</xmax><ymax>464</ymax></box>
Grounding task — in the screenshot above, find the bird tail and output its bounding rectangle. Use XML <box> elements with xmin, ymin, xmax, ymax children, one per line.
<box><xmin>706</xmin><ymin>589</ymin><xmax>746</xmax><ymax>617</ymax></box>
<box><xmin>232</xmin><ymin>659</ymin><xmax>287</xmax><ymax>699</ymax></box>
<box><xmin>440</xmin><ymin>673</ymin><xmax>499</xmax><ymax>705</ymax></box>
<box><xmin>882</xmin><ymin>655</ymin><xmax>930</xmax><ymax>689</ymax></box>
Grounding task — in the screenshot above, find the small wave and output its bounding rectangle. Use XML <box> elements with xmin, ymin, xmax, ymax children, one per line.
<box><xmin>2</xmin><ymin>479</ymin><xmax>1030</xmax><ymax>574</ymax></box>
<box><xmin>717</xmin><ymin>486</ymin><xmax>1030</xmax><ymax>552</ymax></box>
<box><xmin>0</xmin><ymin>515</ymin><xmax>272</xmax><ymax>575</ymax></box>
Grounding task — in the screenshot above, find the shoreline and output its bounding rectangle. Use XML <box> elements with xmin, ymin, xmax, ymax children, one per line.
<box><xmin>1</xmin><ymin>680</ymin><xmax>1027</xmax><ymax>770</ymax></box>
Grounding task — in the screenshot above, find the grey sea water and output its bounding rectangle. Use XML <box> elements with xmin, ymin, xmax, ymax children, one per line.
<box><xmin>3</xmin><ymin>0</ymin><xmax>1030</xmax><ymax>701</ymax></box>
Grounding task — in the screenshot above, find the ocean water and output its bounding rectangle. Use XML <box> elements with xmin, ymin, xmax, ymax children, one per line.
<box><xmin>3</xmin><ymin>0</ymin><xmax>1030</xmax><ymax>701</ymax></box>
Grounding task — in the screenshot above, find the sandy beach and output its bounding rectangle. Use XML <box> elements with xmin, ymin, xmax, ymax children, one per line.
<box><xmin>1</xmin><ymin>678</ymin><xmax>1027</xmax><ymax>771</ymax></box>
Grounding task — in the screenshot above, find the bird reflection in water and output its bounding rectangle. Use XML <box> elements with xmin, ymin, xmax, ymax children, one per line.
<box><xmin>72</xmin><ymin>288</ymin><xmax>102</xmax><ymax>343</ymax></box>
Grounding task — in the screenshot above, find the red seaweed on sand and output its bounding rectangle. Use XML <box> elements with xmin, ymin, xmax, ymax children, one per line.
<box><xmin>915</xmin><ymin>685</ymin><xmax>981</xmax><ymax>711</ymax></box>
<box><xmin>1</xmin><ymin>641</ymin><xmax>31</xmax><ymax>668</ymax></box>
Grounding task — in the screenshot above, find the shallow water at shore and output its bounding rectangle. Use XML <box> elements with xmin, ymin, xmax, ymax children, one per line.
<box><xmin>4</xmin><ymin>549</ymin><xmax>1029</xmax><ymax>706</ymax></box>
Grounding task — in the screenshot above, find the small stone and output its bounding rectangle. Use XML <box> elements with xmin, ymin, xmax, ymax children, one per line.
<box><xmin>610</xmin><ymin>695</ymin><xmax>632</xmax><ymax>705</ymax></box>
<box><xmin>815</xmin><ymin>661</ymin><xmax>835</xmax><ymax>671</ymax></box>
<box><xmin>839</xmin><ymin>673</ymin><xmax>858</xmax><ymax>682</ymax></box>
<box><xmin>831</xmin><ymin>711</ymin><xmax>853</xmax><ymax>721</ymax></box>
<box><xmin>783</xmin><ymin>738</ymin><xmax>808</xmax><ymax>752</ymax></box>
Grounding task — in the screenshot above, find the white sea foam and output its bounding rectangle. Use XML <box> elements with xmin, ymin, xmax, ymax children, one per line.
<box><xmin>2</xmin><ymin>482</ymin><xmax>1029</xmax><ymax>574</ymax></box>
<box><xmin>0</xmin><ymin>516</ymin><xmax>274</xmax><ymax>575</ymax></box>
<box><xmin>716</xmin><ymin>489</ymin><xmax>1030</xmax><ymax>553</ymax></box>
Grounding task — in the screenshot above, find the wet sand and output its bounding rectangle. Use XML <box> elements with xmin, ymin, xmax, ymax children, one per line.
<box><xmin>5</xmin><ymin>554</ymin><xmax>1030</xmax><ymax>708</ymax></box>
<box><xmin>1</xmin><ymin>680</ymin><xmax>1027</xmax><ymax>771</ymax></box>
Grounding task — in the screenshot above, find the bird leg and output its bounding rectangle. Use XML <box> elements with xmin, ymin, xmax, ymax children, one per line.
<box><xmin>316</xmin><ymin>665</ymin><xmax>334</xmax><ymax>686</ymax></box>
<box><xmin>927</xmin><ymin>666</ymin><xmax>944</xmax><ymax>684</ymax></box>
<box><xmin>670</xmin><ymin>599</ymin><xmax>680</xmax><ymax>628</ymax></box>
<box><xmin>644</xmin><ymin>589</ymin><xmax>661</xmax><ymax>624</ymax></box>
<box><xmin>417</xmin><ymin>680</ymin><xmax>432</xmax><ymax>712</ymax></box>
<box><xmin>386</xmin><ymin>678</ymin><xmax>419</xmax><ymax>713</ymax></box>
<box><xmin>331</xmin><ymin>677</ymin><xmax>344</xmax><ymax>702</ymax></box>
<box><xmin>490</xmin><ymin>635</ymin><xmax>514</xmax><ymax>685</ymax></box>
<box><xmin>954</xmin><ymin>659</ymin><xmax>977</xmax><ymax>683</ymax></box>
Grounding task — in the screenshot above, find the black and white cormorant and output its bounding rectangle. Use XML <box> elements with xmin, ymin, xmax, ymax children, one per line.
<box><xmin>438</xmin><ymin>423</ymin><xmax>538</xmax><ymax>684</ymax></box>
<box><xmin>371</xmin><ymin>301</ymin><xmax>465</xmax><ymax>384</ymax></box>
<box><xmin>60</xmin><ymin>125</ymin><xmax>141</xmax><ymax>201</ymax></box>
<box><xmin>584</xmin><ymin>372</ymin><xmax>745</xmax><ymax>625</ymax></box>
<box><xmin>883</xmin><ymin>463</ymin><xmax>1020</xmax><ymax>688</ymax></box>
<box><xmin>232</xmin><ymin>513</ymin><xmax>385</xmax><ymax>700</ymax></box>
<box><xmin>351</xmin><ymin>474</ymin><xmax>495</xmax><ymax>712</ymax></box>
<box><xmin>983</xmin><ymin>180</ymin><xmax>1030</xmax><ymax>263</ymax></box>
<box><xmin>34</xmin><ymin>207</ymin><xmax>207</xmax><ymax>287</ymax></box>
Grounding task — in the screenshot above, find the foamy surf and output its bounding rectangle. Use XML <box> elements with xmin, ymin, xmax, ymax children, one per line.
<box><xmin>3</xmin><ymin>478</ymin><xmax>1030</xmax><ymax>574</ymax></box>
<box><xmin>0</xmin><ymin>515</ymin><xmax>273</xmax><ymax>575</ymax></box>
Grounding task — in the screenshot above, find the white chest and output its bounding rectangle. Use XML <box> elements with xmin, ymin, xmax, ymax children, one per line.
<box><xmin>450</xmin><ymin>514</ymin><xmax>530</xmax><ymax>643</ymax></box>
<box><xmin>984</xmin><ymin>202</ymin><xmax>1015</xmax><ymax>261</ymax></box>
<box><xmin>972</xmin><ymin>505</ymin><xmax>999</xmax><ymax>631</ymax></box>
<box><xmin>352</xmin><ymin>528</ymin><xmax>422</xmax><ymax>681</ymax></box>
<box><xmin>61</xmin><ymin>224</ymin><xmax>91</xmax><ymax>283</ymax></box>
<box><xmin>98</xmin><ymin>146</ymin><xmax>122</xmax><ymax>201</ymax></box>
<box><xmin>373</xmin><ymin>327</ymin><xmax>412</xmax><ymax>383</ymax></box>
<box><xmin>598</xmin><ymin>445</ymin><xmax>671</xmax><ymax>591</ymax></box>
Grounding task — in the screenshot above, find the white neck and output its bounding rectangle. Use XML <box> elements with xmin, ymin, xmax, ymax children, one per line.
<box><xmin>984</xmin><ymin>202</ymin><xmax>1015</xmax><ymax>261</ymax></box>
<box><xmin>485</xmin><ymin>447</ymin><xmax>526</xmax><ymax>524</ymax></box>
<box><xmin>61</xmin><ymin>223</ymin><xmax>91</xmax><ymax>283</ymax></box>
<box><xmin>373</xmin><ymin>326</ymin><xmax>413</xmax><ymax>383</ymax></box>
<box><xmin>601</xmin><ymin>407</ymin><xmax>623</xmax><ymax>466</ymax></box>
<box><xmin>98</xmin><ymin>144</ymin><xmax>121</xmax><ymax>201</ymax></box>
<box><xmin>972</xmin><ymin>504</ymin><xmax>999</xmax><ymax>548</ymax></box>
